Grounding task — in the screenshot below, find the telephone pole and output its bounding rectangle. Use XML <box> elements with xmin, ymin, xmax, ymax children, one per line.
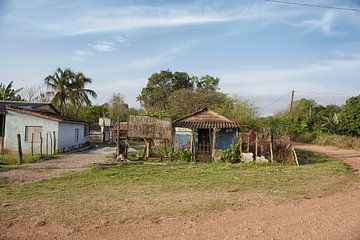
<box><xmin>289</xmin><ymin>90</ymin><xmax>295</xmax><ymax>114</ymax></box>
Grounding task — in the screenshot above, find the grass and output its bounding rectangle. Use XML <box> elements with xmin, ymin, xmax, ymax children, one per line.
<box><xmin>0</xmin><ymin>154</ymin><xmax>43</xmax><ymax>165</ymax></box>
<box><xmin>314</xmin><ymin>133</ymin><xmax>360</xmax><ymax>151</ymax></box>
<box><xmin>0</xmin><ymin>150</ymin><xmax>357</xmax><ymax>228</ymax></box>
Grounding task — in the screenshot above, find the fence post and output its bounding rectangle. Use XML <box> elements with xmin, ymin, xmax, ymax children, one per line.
<box><xmin>269</xmin><ymin>137</ymin><xmax>274</xmax><ymax>163</ymax></box>
<box><xmin>40</xmin><ymin>132</ymin><xmax>43</xmax><ymax>158</ymax></box>
<box><xmin>238</xmin><ymin>134</ymin><xmax>242</xmax><ymax>154</ymax></box>
<box><xmin>31</xmin><ymin>133</ymin><xmax>34</xmax><ymax>157</ymax></box>
<box><xmin>46</xmin><ymin>133</ymin><xmax>48</xmax><ymax>157</ymax></box>
<box><xmin>53</xmin><ymin>131</ymin><xmax>56</xmax><ymax>154</ymax></box>
<box><xmin>254</xmin><ymin>134</ymin><xmax>258</xmax><ymax>160</ymax></box>
<box><xmin>292</xmin><ymin>147</ymin><xmax>299</xmax><ymax>166</ymax></box>
<box><xmin>116</xmin><ymin>118</ymin><xmax>120</xmax><ymax>158</ymax></box>
<box><xmin>247</xmin><ymin>132</ymin><xmax>250</xmax><ymax>153</ymax></box>
<box><xmin>17</xmin><ymin>134</ymin><xmax>23</xmax><ymax>164</ymax></box>
<box><xmin>49</xmin><ymin>133</ymin><xmax>53</xmax><ymax>156</ymax></box>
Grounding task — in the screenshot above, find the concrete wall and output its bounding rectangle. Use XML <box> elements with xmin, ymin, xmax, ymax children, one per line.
<box><xmin>58</xmin><ymin>122</ymin><xmax>88</xmax><ymax>152</ymax></box>
<box><xmin>4</xmin><ymin>110</ymin><xmax>59</xmax><ymax>153</ymax></box>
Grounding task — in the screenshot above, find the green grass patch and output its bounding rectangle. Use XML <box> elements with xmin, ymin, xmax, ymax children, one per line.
<box><xmin>0</xmin><ymin>154</ymin><xmax>44</xmax><ymax>165</ymax></box>
<box><xmin>0</xmin><ymin>150</ymin><xmax>357</xmax><ymax>227</ymax></box>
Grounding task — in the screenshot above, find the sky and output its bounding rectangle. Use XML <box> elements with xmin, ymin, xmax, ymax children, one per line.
<box><xmin>0</xmin><ymin>0</ymin><xmax>360</xmax><ymax>115</ymax></box>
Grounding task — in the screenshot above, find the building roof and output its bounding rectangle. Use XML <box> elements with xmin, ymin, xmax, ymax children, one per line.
<box><xmin>5</xmin><ymin>105</ymin><xmax>87</xmax><ymax>125</ymax></box>
<box><xmin>173</xmin><ymin>108</ymin><xmax>240</xmax><ymax>129</ymax></box>
<box><xmin>0</xmin><ymin>101</ymin><xmax>59</xmax><ymax>114</ymax></box>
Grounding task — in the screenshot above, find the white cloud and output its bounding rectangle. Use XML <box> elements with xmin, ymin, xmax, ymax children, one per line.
<box><xmin>34</xmin><ymin>3</ymin><xmax>298</xmax><ymax>36</ymax></box>
<box><xmin>89</xmin><ymin>41</ymin><xmax>117</xmax><ymax>52</ymax></box>
<box><xmin>291</xmin><ymin>11</ymin><xmax>340</xmax><ymax>36</ymax></box>
<box><xmin>73</xmin><ymin>49</ymin><xmax>92</xmax><ymax>56</ymax></box>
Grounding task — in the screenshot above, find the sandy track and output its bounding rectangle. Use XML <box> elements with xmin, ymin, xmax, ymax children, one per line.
<box><xmin>0</xmin><ymin>152</ymin><xmax>108</xmax><ymax>184</ymax></box>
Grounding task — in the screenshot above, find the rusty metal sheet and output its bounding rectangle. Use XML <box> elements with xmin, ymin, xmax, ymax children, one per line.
<box><xmin>128</xmin><ymin>115</ymin><xmax>172</xmax><ymax>139</ymax></box>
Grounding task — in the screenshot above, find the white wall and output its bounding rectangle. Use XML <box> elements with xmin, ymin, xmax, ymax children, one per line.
<box><xmin>4</xmin><ymin>110</ymin><xmax>59</xmax><ymax>153</ymax></box>
<box><xmin>58</xmin><ymin>122</ymin><xmax>88</xmax><ymax>152</ymax></box>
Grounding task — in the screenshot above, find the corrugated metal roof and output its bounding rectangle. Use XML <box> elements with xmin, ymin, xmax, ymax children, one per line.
<box><xmin>174</xmin><ymin>108</ymin><xmax>240</xmax><ymax>129</ymax></box>
<box><xmin>6</xmin><ymin>106</ymin><xmax>88</xmax><ymax>125</ymax></box>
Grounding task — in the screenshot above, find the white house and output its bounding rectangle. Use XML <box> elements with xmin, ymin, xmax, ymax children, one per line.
<box><xmin>0</xmin><ymin>101</ymin><xmax>89</xmax><ymax>153</ymax></box>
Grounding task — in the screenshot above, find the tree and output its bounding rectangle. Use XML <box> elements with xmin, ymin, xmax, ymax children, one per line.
<box><xmin>68</xmin><ymin>72</ymin><xmax>97</xmax><ymax>117</ymax></box>
<box><xmin>167</xmin><ymin>88</ymin><xmax>231</xmax><ymax>119</ymax></box>
<box><xmin>44</xmin><ymin>68</ymin><xmax>73</xmax><ymax>115</ymax></box>
<box><xmin>195</xmin><ymin>75</ymin><xmax>220</xmax><ymax>91</ymax></box>
<box><xmin>0</xmin><ymin>81</ymin><xmax>23</xmax><ymax>101</ymax></box>
<box><xmin>44</xmin><ymin>67</ymin><xmax>96</xmax><ymax>116</ymax></box>
<box><xmin>137</xmin><ymin>70</ymin><xmax>194</xmax><ymax>112</ymax></box>
<box><xmin>222</xmin><ymin>96</ymin><xmax>259</xmax><ymax>130</ymax></box>
<box><xmin>107</xmin><ymin>93</ymin><xmax>129</xmax><ymax>121</ymax></box>
<box><xmin>21</xmin><ymin>86</ymin><xmax>40</xmax><ymax>102</ymax></box>
<box><xmin>339</xmin><ymin>95</ymin><xmax>360</xmax><ymax>136</ymax></box>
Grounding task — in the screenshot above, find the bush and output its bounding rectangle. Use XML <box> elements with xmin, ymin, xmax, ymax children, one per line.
<box><xmin>172</xmin><ymin>149</ymin><xmax>193</xmax><ymax>162</ymax></box>
<box><xmin>220</xmin><ymin>144</ymin><xmax>240</xmax><ymax>163</ymax></box>
<box><xmin>293</xmin><ymin>131</ymin><xmax>319</xmax><ymax>143</ymax></box>
<box><xmin>314</xmin><ymin>133</ymin><xmax>360</xmax><ymax>151</ymax></box>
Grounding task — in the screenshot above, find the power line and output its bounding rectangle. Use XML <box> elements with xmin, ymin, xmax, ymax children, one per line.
<box><xmin>295</xmin><ymin>91</ymin><xmax>359</xmax><ymax>96</ymax></box>
<box><xmin>264</xmin><ymin>0</ymin><xmax>360</xmax><ymax>12</ymax></box>
<box><xmin>261</xmin><ymin>91</ymin><xmax>292</xmax><ymax>112</ymax></box>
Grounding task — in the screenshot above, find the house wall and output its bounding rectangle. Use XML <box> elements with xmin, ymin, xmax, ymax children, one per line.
<box><xmin>58</xmin><ymin>122</ymin><xmax>88</xmax><ymax>152</ymax></box>
<box><xmin>216</xmin><ymin>128</ymin><xmax>238</xmax><ymax>150</ymax></box>
<box><xmin>4</xmin><ymin>110</ymin><xmax>59</xmax><ymax>153</ymax></box>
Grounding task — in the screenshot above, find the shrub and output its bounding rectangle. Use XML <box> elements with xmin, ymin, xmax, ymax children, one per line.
<box><xmin>172</xmin><ymin>149</ymin><xmax>193</xmax><ymax>162</ymax></box>
<box><xmin>220</xmin><ymin>144</ymin><xmax>240</xmax><ymax>163</ymax></box>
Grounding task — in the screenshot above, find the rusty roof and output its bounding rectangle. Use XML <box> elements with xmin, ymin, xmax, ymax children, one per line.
<box><xmin>6</xmin><ymin>105</ymin><xmax>88</xmax><ymax>125</ymax></box>
<box><xmin>174</xmin><ymin>108</ymin><xmax>240</xmax><ymax>129</ymax></box>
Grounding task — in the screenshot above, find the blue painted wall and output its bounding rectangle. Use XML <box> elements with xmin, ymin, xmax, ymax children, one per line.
<box><xmin>216</xmin><ymin>128</ymin><xmax>237</xmax><ymax>150</ymax></box>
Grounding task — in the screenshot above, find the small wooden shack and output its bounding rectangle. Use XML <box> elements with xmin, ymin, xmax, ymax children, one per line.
<box><xmin>173</xmin><ymin>108</ymin><xmax>240</xmax><ymax>162</ymax></box>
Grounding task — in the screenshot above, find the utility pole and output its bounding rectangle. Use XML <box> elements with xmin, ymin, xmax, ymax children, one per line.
<box><xmin>289</xmin><ymin>90</ymin><xmax>295</xmax><ymax>114</ymax></box>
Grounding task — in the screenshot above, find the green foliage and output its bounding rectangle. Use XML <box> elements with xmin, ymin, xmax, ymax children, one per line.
<box><xmin>338</xmin><ymin>95</ymin><xmax>360</xmax><ymax>136</ymax></box>
<box><xmin>0</xmin><ymin>81</ymin><xmax>23</xmax><ymax>101</ymax></box>
<box><xmin>172</xmin><ymin>149</ymin><xmax>193</xmax><ymax>162</ymax></box>
<box><xmin>44</xmin><ymin>67</ymin><xmax>96</xmax><ymax>116</ymax></box>
<box><xmin>167</xmin><ymin>88</ymin><xmax>233</xmax><ymax>119</ymax></box>
<box><xmin>194</xmin><ymin>75</ymin><xmax>220</xmax><ymax>91</ymax></box>
<box><xmin>66</xmin><ymin>104</ymin><xmax>108</xmax><ymax>123</ymax></box>
<box><xmin>220</xmin><ymin>144</ymin><xmax>240</xmax><ymax>163</ymax></box>
<box><xmin>137</xmin><ymin>70</ymin><xmax>194</xmax><ymax>112</ymax></box>
<box><xmin>106</xmin><ymin>93</ymin><xmax>128</xmax><ymax>121</ymax></box>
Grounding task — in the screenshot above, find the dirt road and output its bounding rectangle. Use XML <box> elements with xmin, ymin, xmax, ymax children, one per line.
<box><xmin>0</xmin><ymin>151</ymin><xmax>109</xmax><ymax>184</ymax></box>
<box><xmin>1</xmin><ymin>144</ymin><xmax>360</xmax><ymax>239</ymax></box>
<box><xmin>293</xmin><ymin>142</ymin><xmax>360</xmax><ymax>174</ymax></box>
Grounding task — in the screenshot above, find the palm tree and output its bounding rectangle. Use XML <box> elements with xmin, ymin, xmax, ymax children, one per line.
<box><xmin>68</xmin><ymin>72</ymin><xmax>97</xmax><ymax>117</ymax></box>
<box><xmin>44</xmin><ymin>68</ymin><xmax>73</xmax><ymax>115</ymax></box>
<box><xmin>44</xmin><ymin>68</ymin><xmax>97</xmax><ymax>116</ymax></box>
<box><xmin>0</xmin><ymin>81</ymin><xmax>23</xmax><ymax>101</ymax></box>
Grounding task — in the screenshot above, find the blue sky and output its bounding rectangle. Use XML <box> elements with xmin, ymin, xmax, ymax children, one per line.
<box><xmin>1</xmin><ymin>0</ymin><xmax>360</xmax><ymax>115</ymax></box>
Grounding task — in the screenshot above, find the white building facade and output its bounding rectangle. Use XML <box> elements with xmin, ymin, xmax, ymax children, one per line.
<box><xmin>1</xmin><ymin>103</ymin><xmax>89</xmax><ymax>154</ymax></box>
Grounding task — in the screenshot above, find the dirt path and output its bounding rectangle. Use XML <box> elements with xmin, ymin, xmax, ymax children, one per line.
<box><xmin>1</xmin><ymin>144</ymin><xmax>360</xmax><ymax>239</ymax></box>
<box><xmin>0</xmin><ymin>151</ymin><xmax>109</xmax><ymax>184</ymax></box>
<box><xmin>293</xmin><ymin>142</ymin><xmax>360</xmax><ymax>174</ymax></box>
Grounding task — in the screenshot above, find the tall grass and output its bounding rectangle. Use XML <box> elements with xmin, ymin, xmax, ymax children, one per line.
<box><xmin>314</xmin><ymin>133</ymin><xmax>360</xmax><ymax>151</ymax></box>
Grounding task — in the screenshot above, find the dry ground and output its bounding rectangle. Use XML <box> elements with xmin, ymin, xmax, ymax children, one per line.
<box><xmin>1</xmin><ymin>144</ymin><xmax>360</xmax><ymax>239</ymax></box>
<box><xmin>0</xmin><ymin>151</ymin><xmax>108</xmax><ymax>184</ymax></box>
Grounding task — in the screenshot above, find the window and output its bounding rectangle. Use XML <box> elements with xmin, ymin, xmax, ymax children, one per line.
<box><xmin>75</xmin><ymin>128</ymin><xmax>79</xmax><ymax>142</ymax></box>
<box><xmin>25</xmin><ymin>126</ymin><xmax>42</xmax><ymax>142</ymax></box>
<box><xmin>84</xmin><ymin>125</ymin><xmax>89</xmax><ymax>137</ymax></box>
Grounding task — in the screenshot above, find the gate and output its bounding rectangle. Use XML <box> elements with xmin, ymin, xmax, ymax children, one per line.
<box><xmin>196</xmin><ymin>143</ymin><xmax>212</xmax><ymax>162</ymax></box>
